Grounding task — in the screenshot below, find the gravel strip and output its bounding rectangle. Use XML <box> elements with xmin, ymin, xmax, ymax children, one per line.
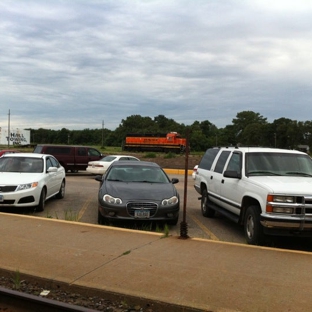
<box><xmin>0</xmin><ymin>275</ymin><xmax>155</xmax><ymax>312</ymax></box>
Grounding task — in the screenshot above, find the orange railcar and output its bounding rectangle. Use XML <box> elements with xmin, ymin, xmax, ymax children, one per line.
<box><xmin>123</xmin><ymin>132</ymin><xmax>186</xmax><ymax>153</ymax></box>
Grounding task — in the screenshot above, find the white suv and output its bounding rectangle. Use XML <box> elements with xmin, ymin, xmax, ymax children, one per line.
<box><xmin>194</xmin><ymin>147</ymin><xmax>312</xmax><ymax>245</ymax></box>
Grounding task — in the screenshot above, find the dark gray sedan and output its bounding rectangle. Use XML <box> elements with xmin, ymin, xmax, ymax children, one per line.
<box><xmin>96</xmin><ymin>161</ymin><xmax>180</xmax><ymax>225</ymax></box>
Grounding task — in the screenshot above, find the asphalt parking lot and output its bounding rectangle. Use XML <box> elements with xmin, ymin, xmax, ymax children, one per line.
<box><xmin>2</xmin><ymin>171</ymin><xmax>312</xmax><ymax>252</ymax></box>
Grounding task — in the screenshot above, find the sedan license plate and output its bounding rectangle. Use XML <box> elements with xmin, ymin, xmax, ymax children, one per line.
<box><xmin>0</xmin><ymin>195</ymin><xmax>3</xmax><ymax>202</ymax></box>
<box><xmin>134</xmin><ymin>210</ymin><xmax>150</xmax><ymax>218</ymax></box>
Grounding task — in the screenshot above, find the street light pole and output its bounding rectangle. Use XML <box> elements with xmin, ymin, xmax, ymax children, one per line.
<box><xmin>7</xmin><ymin>109</ymin><xmax>10</xmax><ymax>148</ymax></box>
<box><xmin>102</xmin><ymin>120</ymin><xmax>104</xmax><ymax>148</ymax></box>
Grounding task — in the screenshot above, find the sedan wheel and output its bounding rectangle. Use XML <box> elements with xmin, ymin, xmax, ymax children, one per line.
<box><xmin>98</xmin><ymin>210</ymin><xmax>104</xmax><ymax>225</ymax></box>
<box><xmin>56</xmin><ymin>180</ymin><xmax>65</xmax><ymax>199</ymax></box>
<box><xmin>36</xmin><ymin>188</ymin><xmax>46</xmax><ymax>212</ymax></box>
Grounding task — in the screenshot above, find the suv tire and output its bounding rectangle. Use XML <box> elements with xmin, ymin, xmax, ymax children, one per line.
<box><xmin>244</xmin><ymin>205</ymin><xmax>264</xmax><ymax>245</ymax></box>
<box><xmin>201</xmin><ymin>188</ymin><xmax>215</xmax><ymax>218</ymax></box>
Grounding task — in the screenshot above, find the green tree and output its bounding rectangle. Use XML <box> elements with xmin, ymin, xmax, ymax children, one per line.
<box><xmin>232</xmin><ymin>111</ymin><xmax>267</xmax><ymax>145</ymax></box>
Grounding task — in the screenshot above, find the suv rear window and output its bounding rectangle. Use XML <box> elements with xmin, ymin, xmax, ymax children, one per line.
<box><xmin>214</xmin><ymin>150</ymin><xmax>231</xmax><ymax>173</ymax></box>
<box><xmin>198</xmin><ymin>148</ymin><xmax>220</xmax><ymax>170</ymax></box>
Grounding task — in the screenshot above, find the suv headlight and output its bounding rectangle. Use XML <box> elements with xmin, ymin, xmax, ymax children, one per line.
<box><xmin>266</xmin><ymin>194</ymin><xmax>295</xmax><ymax>214</ymax></box>
<box><xmin>103</xmin><ymin>194</ymin><xmax>122</xmax><ymax>205</ymax></box>
<box><xmin>271</xmin><ymin>195</ymin><xmax>294</xmax><ymax>203</ymax></box>
<box><xmin>162</xmin><ymin>196</ymin><xmax>179</xmax><ymax>206</ymax></box>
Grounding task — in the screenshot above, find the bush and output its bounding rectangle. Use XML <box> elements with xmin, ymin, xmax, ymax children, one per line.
<box><xmin>142</xmin><ymin>152</ymin><xmax>157</xmax><ymax>158</ymax></box>
<box><xmin>164</xmin><ymin>152</ymin><xmax>175</xmax><ymax>159</ymax></box>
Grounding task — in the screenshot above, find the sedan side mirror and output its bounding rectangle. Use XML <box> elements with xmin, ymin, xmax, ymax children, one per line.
<box><xmin>95</xmin><ymin>175</ymin><xmax>103</xmax><ymax>182</ymax></box>
<box><xmin>171</xmin><ymin>178</ymin><xmax>179</xmax><ymax>184</ymax></box>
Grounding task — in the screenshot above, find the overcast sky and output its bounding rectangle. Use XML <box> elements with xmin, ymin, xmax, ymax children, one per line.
<box><xmin>1</xmin><ymin>0</ymin><xmax>312</xmax><ymax>131</ymax></box>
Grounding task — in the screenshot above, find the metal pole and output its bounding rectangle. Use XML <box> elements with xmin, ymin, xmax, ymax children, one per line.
<box><xmin>102</xmin><ymin>120</ymin><xmax>104</xmax><ymax>148</ymax></box>
<box><xmin>7</xmin><ymin>109</ymin><xmax>10</xmax><ymax>148</ymax></box>
<box><xmin>179</xmin><ymin>129</ymin><xmax>189</xmax><ymax>239</ymax></box>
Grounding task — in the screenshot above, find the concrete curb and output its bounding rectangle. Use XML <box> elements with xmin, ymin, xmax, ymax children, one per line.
<box><xmin>164</xmin><ymin>169</ymin><xmax>193</xmax><ymax>175</ymax></box>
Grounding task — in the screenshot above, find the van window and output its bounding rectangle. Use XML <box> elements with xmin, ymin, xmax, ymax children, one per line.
<box><xmin>88</xmin><ymin>148</ymin><xmax>101</xmax><ymax>157</ymax></box>
<box><xmin>33</xmin><ymin>146</ymin><xmax>43</xmax><ymax>153</ymax></box>
<box><xmin>46</xmin><ymin>147</ymin><xmax>71</xmax><ymax>154</ymax></box>
<box><xmin>77</xmin><ymin>147</ymin><xmax>87</xmax><ymax>156</ymax></box>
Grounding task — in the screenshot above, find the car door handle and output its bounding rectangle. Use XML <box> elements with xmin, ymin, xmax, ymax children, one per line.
<box><xmin>221</xmin><ymin>179</ymin><xmax>225</xmax><ymax>184</ymax></box>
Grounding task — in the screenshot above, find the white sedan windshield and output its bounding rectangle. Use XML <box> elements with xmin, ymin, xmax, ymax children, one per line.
<box><xmin>0</xmin><ymin>157</ymin><xmax>43</xmax><ymax>173</ymax></box>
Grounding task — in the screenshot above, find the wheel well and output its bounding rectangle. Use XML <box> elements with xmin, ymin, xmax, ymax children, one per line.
<box><xmin>239</xmin><ymin>196</ymin><xmax>261</xmax><ymax>225</ymax></box>
<box><xmin>200</xmin><ymin>182</ymin><xmax>207</xmax><ymax>193</ymax></box>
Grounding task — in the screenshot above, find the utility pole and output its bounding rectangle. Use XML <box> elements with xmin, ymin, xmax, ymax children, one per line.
<box><xmin>7</xmin><ymin>109</ymin><xmax>10</xmax><ymax>148</ymax></box>
<box><xmin>102</xmin><ymin>120</ymin><xmax>104</xmax><ymax>148</ymax></box>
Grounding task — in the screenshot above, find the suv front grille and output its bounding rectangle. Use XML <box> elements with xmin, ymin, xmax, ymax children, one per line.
<box><xmin>126</xmin><ymin>202</ymin><xmax>158</xmax><ymax>217</ymax></box>
<box><xmin>295</xmin><ymin>196</ymin><xmax>312</xmax><ymax>215</ymax></box>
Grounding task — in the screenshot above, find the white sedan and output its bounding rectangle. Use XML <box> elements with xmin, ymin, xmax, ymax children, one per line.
<box><xmin>86</xmin><ymin>155</ymin><xmax>140</xmax><ymax>175</ymax></box>
<box><xmin>0</xmin><ymin>153</ymin><xmax>66</xmax><ymax>211</ymax></box>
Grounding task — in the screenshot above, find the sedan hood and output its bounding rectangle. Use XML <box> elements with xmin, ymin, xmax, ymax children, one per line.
<box><xmin>0</xmin><ymin>172</ymin><xmax>42</xmax><ymax>184</ymax></box>
<box><xmin>103</xmin><ymin>181</ymin><xmax>177</xmax><ymax>201</ymax></box>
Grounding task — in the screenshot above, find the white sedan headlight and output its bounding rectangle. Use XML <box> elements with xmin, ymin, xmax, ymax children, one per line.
<box><xmin>103</xmin><ymin>194</ymin><xmax>122</xmax><ymax>205</ymax></box>
<box><xmin>162</xmin><ymin>196</ymin><xmax>179</xmax><ymax>206</ymax></box>
<box><xmin>16</xmin><ymin>182</ymin><xmax>38</xmax><ymax>191</ymax></box>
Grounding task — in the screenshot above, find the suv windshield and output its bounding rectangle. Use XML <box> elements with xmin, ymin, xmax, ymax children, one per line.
<box><xmin>246</xmin><ymin>152</ymin><xmax>312</xmax><ymax>176</ymax></box>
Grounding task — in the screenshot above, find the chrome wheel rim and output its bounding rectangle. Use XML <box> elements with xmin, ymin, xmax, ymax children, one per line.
<box><xmin>246</xmin><ymin>215</ymin><xmax>254</xmax><ymax>239</ymax></box>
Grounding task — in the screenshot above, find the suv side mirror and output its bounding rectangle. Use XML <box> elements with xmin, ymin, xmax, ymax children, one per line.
<box><xmin>223</xmin><ymin>170</ymin><xmax>241</xmax><ymax>179</ymax></box>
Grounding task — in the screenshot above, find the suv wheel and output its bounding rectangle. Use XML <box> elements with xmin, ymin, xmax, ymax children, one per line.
<box><xmin>244</xmin><ymin>205</ymin><xmax>264</xmax><ymax>245</ymax></box>
<box><xmin>201</xmin><ymin>188</ymin><xmax>215</xmax><ymax>218</ymax></box>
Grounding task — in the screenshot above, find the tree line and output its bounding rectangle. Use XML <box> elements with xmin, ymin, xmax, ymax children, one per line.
<box><xmin>27</xmin><ymin>111</ymin><xmax>312</xmax><ymax>152</ymax></box>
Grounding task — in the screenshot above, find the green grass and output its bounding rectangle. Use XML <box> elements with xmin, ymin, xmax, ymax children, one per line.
<box><xmin>45</xmin><ymin>209</ymin><xmax>79</xmax><ymax>222</ymax></box>
<box><xmin>164</xmin><ymin>152</ymin><xmax>175</xmax><ymax>159</ymax></box>
<box><xmin>63</xmin><ymin>208</ymin><xmax>79</xmax><ymax>221</ymax></box>
<box><xmin>142</xmin><ymin>152</ymin><xmax>157</xmax><ymax>158</ymax></box>
<box><xmin>10</xmin><ymin>270</ymin><xmax>24</xmax><ymax>290</ymax></box>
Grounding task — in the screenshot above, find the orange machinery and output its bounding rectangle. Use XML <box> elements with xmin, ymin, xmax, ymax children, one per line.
<box><xmin>123</xmin><ymin>132</ymin><xmax>186</xmax><ymax>153</ymax></box>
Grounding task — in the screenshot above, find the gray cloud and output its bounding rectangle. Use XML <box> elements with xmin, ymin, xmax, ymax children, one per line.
<box><xmin>1</xmin><ymin>0</ymin><xmax>312</xmax><ymax>130</ymax></box>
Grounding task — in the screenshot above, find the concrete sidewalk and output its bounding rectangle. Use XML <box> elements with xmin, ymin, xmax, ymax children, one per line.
<box><xmin>1</xmin><ymin>213</ymin><xmax>312</xmax><ymax>311</ymax></box>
